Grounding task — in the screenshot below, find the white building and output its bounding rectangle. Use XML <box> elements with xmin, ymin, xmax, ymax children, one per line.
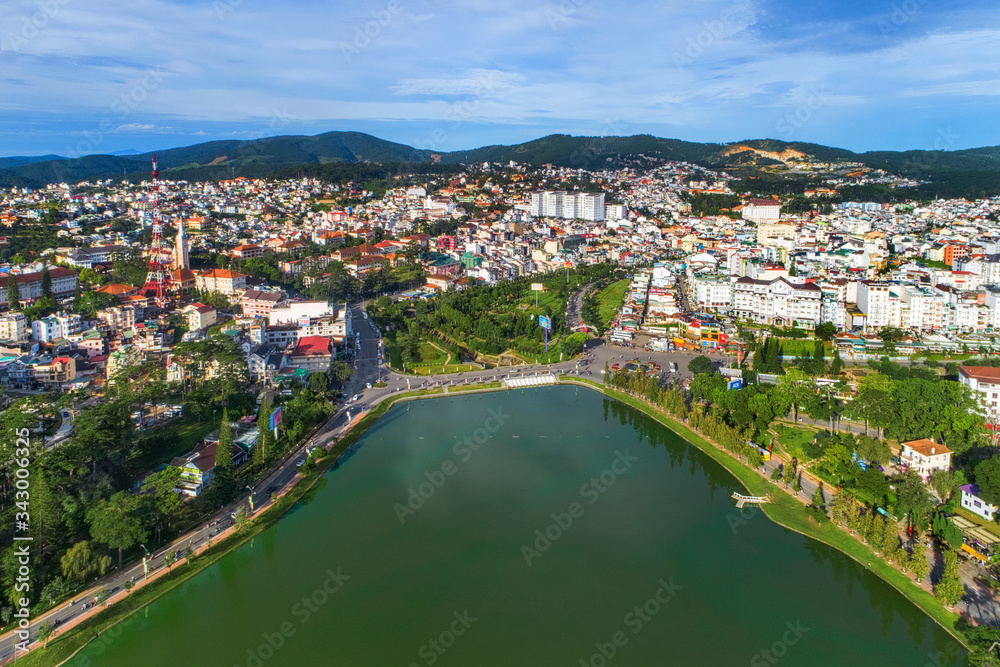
<box><xmin>959</xmin><ymin>365</ymin><xmax>1000</xmax><ymax>415</ymax></box>
<box><xmin>856</xmin><ymin>281</ymin><xmax>892</xmax><ymax>330</ymax></box>
<box><xmin>268</xmin><ymin>301</ymin><xmax>333</xmax><ymax>326</ymax></box>
<box><xmin>742</xmin><ymin>199</ymin><xmax>781</xmax><ymax>223</ymax></box>
<box><xmin>960</xmin><ymin>484</ymin><xmax>998</xmax><ymax>522</ymax></box>
<box><xmin>0</xmin><ymin>312</ymin><xmax>27</xmax><ymax>343</ymax></box>
<box><xmin>898</xmin><ymin>439</ymin><xmax>952</xmax><ymax>480</ymax></box>
<box><xmin>691</xmin><ymin>276</ymin><xmax>732</xmax><ymax>313</ymax></box>
<box><xmin>530</xmin><ymin>191</ymin><xmax>605</xmax><ymax>222</ymax></box>
<box><xmin>731</xmin><ymin>277</ymin><xmax>822</xmax><ymax>328</ymax></box>
<box><xmin>31</xmin><ymin>311</ymin><xmax>81</xmax><ymax>343</ymax></box>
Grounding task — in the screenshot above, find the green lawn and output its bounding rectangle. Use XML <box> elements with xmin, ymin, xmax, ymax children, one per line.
<box><xmin>773</xmin><ymin>423</ymin><xmax>818</xmax><ymax>460</ymax></box>
<box><xmin>596</xmin><ymin>278</ymin><xmax>630</xmax><ymax>328</ymax></box>
<box><xmin>778</xmin><ymin>338</ymin><xmax>827</xmax><ymax>357</ymax></box>
<box><xmin>411</xmin><ymin>364</ymin><xmax>478</xmax><ymax>375</ymax></box>
<box><xmin>135</xmin><ymin>418</ymin><xmax>216</xmax><ymax>471</ymax></box>
<box><xmin>417</xmin><ymin>342</ymin><xmax>448</xmax><ymax>364</ymax></box>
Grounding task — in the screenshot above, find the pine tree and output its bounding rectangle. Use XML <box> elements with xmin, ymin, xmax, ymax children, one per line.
<box><xmin>765</xmin><ymin>338</ymin><xmax>779</xmax><ymax>374</ymax></box>
<box><xmin>811</xmin><ymin>486</ymin><xmax>825</xmax><ymax>511</ymax></box>
<box><xmin>934</xmin><ymin>550</ymin><xmax>964</xmax><ymax>605</ymax></box>
<box><xmin>41</xmin><ymin>263</ymin><xmax>52</xmax><ymax>297</ymax></box>
<box><xmin>909</xmin><ymin>549</ymin><xmax>930</xmax><ymax>583</ymax></box>
<box><xmin>258</xmin><ymin>395</ymin><xmax>274</xmax><ymax>464</ymax></box>
<box><xmin>830</xmin><ymin>349</ymin><xmax>843</xmax><ymax>376</ymax></box>
<box><xmin>7</xmin><ymin>273</ymin><xmax>20</xmax><ymax>311</ymax></box>
<box><xmin>215</xmin><ymin>407</ymin><xmax>233</xmax><ymax>474</ymax></box>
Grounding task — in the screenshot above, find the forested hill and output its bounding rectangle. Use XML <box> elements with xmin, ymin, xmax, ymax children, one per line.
<box><xmin>3</xmin><ymin>131</ymin><xmax>1000</xmax><ymax>198</ymax></box>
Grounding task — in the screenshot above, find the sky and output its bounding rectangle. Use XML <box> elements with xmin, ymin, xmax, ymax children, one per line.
<box><xmin>1</xmin><ymin>0</ymin><xmax>999</xmax><ymax>157</ymax></box>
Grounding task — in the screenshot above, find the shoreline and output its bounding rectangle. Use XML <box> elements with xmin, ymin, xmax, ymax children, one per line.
<box><xmin>28</xmin><ymin>379</ymin><xmax>969</xmax><ymax>664</ymax></box>
<box><xmin>555</xmin><ymin>377</ymin><xmax>971</xmax><ymax>649</ymax></box>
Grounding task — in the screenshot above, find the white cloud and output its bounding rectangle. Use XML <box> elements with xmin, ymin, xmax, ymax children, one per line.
<box><xmin>392</xmin><ymin>70</ymin><xmax>526</xmax><ymax>96</ymax></box>
<box><xmin>115</xmin><ymin>123</ymin><xmax>155</xmax><ymax>132</ymax></box>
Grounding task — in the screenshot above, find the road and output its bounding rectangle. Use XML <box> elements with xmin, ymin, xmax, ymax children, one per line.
<box><xmin>565</xmin><ymin>283</ymin><xmax>588</xmax><ymax>330</ymax></box>
<box><xmin>0</xmin><ymin>305</ymin><xmax>385</xmax><ymax>662</ymax></box>
<box><xmin>11</xmin><ymin>306</ymin><xmax>991</xmax><ymax>658</ymax></box>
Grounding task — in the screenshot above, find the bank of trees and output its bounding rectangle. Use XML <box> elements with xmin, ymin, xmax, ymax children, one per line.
<box><xmin>0</xmin><ymin>331</ymin><xmax>332</xmax><ymax>623</ymax></box>
<box><xmin>369</xmin><ymin>263</ymin><xmax>619</xmax><ymax>359</ymax></box>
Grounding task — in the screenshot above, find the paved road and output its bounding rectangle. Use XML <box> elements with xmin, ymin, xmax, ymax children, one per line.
<box><xmin>565</xmin><ymin>283</ymin><xmax>589</xmax><ymax>330</ymax></box>
<box><xmin>0</xmin><ymin>305</ymin><xmax>385</xmax><ymax>661</ymax></box>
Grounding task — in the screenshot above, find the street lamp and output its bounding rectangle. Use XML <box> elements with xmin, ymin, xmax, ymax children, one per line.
<box><xmin>139</xmin><ymin>544</ymin><xmax>150</xmax><ymax>579</ymax></box>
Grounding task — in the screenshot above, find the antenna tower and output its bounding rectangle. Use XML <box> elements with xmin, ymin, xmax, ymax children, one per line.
<box><xmin>141</xmin><ymin>154</ymin><xmax>169</xmax><ymax>306</ymax></box>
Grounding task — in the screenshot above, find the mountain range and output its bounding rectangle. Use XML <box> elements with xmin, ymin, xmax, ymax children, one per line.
<box><xmin>3</xmin><ymin>131</ymin><xmax>1000</xmax><ymax>197</ymax></box>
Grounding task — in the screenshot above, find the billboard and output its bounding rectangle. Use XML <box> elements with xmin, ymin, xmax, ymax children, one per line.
<box><xmin>270</xmin><ymin>407</ymin><xmax>282</xmax><ymax>429</ymax></box>
<box><xmin>727</xmin><ymin>379</ymin><xmax>743</xmax><ymax>391</ymax></box>
<box><xmin>531</xmin><ymin>283</ymin><xmax>544</xmax><ymax>291</ymax></box>
<box><xmin>539</xmin><ymin>315</ymin><xmax>551</xmax><ymax>331</ymax></box>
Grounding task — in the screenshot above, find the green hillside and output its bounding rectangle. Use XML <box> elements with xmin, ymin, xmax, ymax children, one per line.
<box><xmin>5</xmin><ymin>130</ymin><xmax>1000</xmax><ymax>199</ymax></box>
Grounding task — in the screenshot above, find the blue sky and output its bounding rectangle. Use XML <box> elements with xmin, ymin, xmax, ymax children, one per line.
<box><xmin>1</xmin><ymin>0</ymin><xmax>998</xmax><ymax>157</ymax></box>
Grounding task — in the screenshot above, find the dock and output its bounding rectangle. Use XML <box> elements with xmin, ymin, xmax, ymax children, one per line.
<box><xmin>732</xmin><ymin>492</ymin><xmax>768</xmax><ymax>509</ymax></box>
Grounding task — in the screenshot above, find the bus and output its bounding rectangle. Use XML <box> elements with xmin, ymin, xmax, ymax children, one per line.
<box><xmin>748</xmin><ymin>441</ymin><xmax>771</xmax><ymax>461</ymax></box>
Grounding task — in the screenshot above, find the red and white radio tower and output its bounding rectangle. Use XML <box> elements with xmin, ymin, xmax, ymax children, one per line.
<box><xmin>142</xmin><ymin>154</ymin><xmax>169</xmax><ymax>306</ymax></box>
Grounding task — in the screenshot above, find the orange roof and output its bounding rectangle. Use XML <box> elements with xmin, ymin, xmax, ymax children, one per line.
<box><xmin>96</xmin><ymin>283</ymin><xmax>138</xmax><ymax>295</ymax></box>
<box><xmin>197</xmin><ymin>269</ymin><xmax>246</xmax><ymax>280</ymax></box>
<box><xmin>902</xmin><ymin>439</ymin><xmax>952</xmax><ymax>457</ymax></box>
<box><xmin>960</xmin><ymin>365</ymin><xmax>1000</xmax><ymax>382</ymax></box>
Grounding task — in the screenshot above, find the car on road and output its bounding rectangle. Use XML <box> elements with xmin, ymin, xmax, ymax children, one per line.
<box><xmin>366</xmin><ymin>382</ymin><xmax>372</xmax><ymax>389</ymax></box>
<box><xmin>668</xmin><ymin>362</ymin><xmax>678</xmax><ymax>373</ymax></box>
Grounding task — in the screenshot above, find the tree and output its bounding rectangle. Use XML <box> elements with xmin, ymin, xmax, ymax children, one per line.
<box><xmin>87</xmin><ymin>492</ymin><xmax>149</xmax><ymax>570</ymax></box>
<box><xmin>36</xmin><ymin>621</ymin><xmax>54</xmax><ymax>647</ymax></box>
<box><xmin>40</xmin><ymin>263</ymin><xmax>51</xmax><ymax>297</ymax></box>
<box><xmin>234</xmin><ymin>506</ymin><xmax>250</xmax><ymax>534</ymax></box>
<box><xmin>257</xmin><ymin>394</ymin><xmax>274</xmax><ymax>465</ymax></box>
<box><xmin>811</xmin><ymin>486</ymin><xmax>826</xmax><ymax>511</ymax></box>
<box><xmin>934</xmin><ymin>550</ymin><xmax>965</xmax><ymax>607</ymax></box>
<box><xmin>894</xmin><ymin>471</ymin><xmax>934</xmax><ymax>530</ymax></box>
<box><xmin>60</xmin><ymin>541</ymin><xmax>112</xmax><ymax>585</ymax></box>
<box><xmin>94</xmin><ymin>586</ymin><xmax>110</xmax><ymax>606</ymax></box>
<box><xmin>857</xmin><ymin>467</ymin><xmax>891</xmax><ymax>506</ymax></box>
<box><xmin>850</xmin><ymin>374</ymin><xmax>895</xmax><ymax>438</ymax></box>
<box><xmin>124</xmin><ymin>579</ymin><xmax>135</xmax><ymax>596</ymax></box>
<box><xmin>879</xmin><ymin>326</ymin><xmax>906</xmax><ymax>342</ymax></box>
<box><xmin>932</xmin><ymin>513</ymin><xmax>963</xmax><ymax>549</ymax></box>
<box><xmin>975</xmin><ymin>456</ymin><xmax>1000</xmax><ymax>507</ymax></box>
<box><xmin>141</xmin><ymin>467</ymin><xmax>183</xmax><ymax>543</ymax></box>
<box><xmin>309</xmin><ymin>371</ymin><xmax>329</xmax><ymax>394</ymax></box>
<box><xmin>908</xmin><ymin>549</ymin><xmax>930</xmax><ymax>583</ymax></box>
<box><xmin>184</xmin><ymin>543</ymin><xmax>194</xmax><ymax>564</ymax></box>
<box><xmin>829</xmin><ymin>349</ymin><xmax>843</xmax><ymax>376</ymax></box>
<box><xmin>814</xmin><ymin>322</ymin><xmax>837</xmax><ymax>341</ymax></box>
<box><xmin>687</xmin><ymin>355</ymin><xmax>714</xmax><ymax>376</ymax></box>
<box><xmin>6</xmin><ymin>273</ymin><xmax>20</xmax><ymax>311</ymax></box>
<box><xmin>776</xmin><ymin>368</ymin><xmax>812</xmax><ymax>423</ymax></box>
<box><xmin>855</xmin><ymin>436</ymin><xmax>892</xmax><ymax>466</ymax></box>
<box><xmin>164</xmin><ymin>551</ymin><xmax>177</xmax><ymax>569</ymax></box>
<box><xmin>215</xmin><ymin>407</ymin><xmax>233</xmax><ymax>475</ymax></box>
<box><xmin>929</xmin><ymin>469</ymin><xmax>961</xmax><ymax>501</ymax></box>
<box><xmin>782</xmin><ymin>460</ymin><xmax>796</xmax><ymax>487</ymax></box>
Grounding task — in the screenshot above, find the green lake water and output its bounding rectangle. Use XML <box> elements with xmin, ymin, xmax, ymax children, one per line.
<box><xmin>68</xmin><ymin>386</ymin><xmax>964</xmax><ymax>666</ymax></box>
